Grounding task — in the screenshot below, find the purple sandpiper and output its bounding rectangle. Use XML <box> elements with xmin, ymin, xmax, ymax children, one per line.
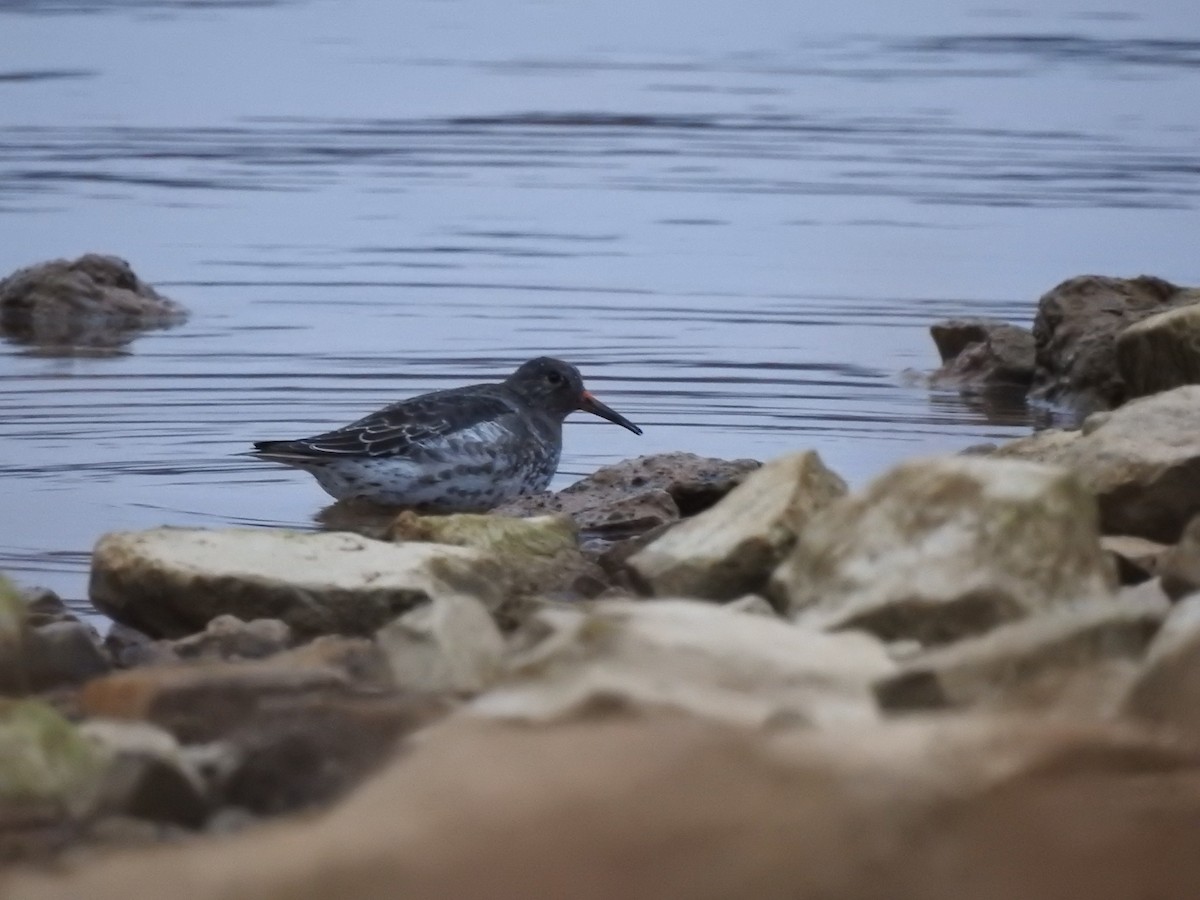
<box><xmin>249</xmin><ymin>357</ymin><xmax>642</xmax><ymax>509</ymax></box>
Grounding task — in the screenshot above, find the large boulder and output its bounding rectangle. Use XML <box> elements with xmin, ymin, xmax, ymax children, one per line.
<box><xmin>89</xmin><ymin>528</ymin><xmax>502</xmax><ymax>638</ymax></box>
<box><xmin>994</xmin><ymin>385</ymin><xmax>1200</xmax><ymax>542</ymax></box>
<box><xmin>1116</xmin><ymin>303</ymin><xmax>1200</xmax><ymax>399</ymax></box>
<box><xmin>470</xmin><ymin>599</ymin><xmax>895</xmax><ymax>729</ymax></box>
<box><xmin>1029</xmin><ymin>274</ymin><xmax>1200</xmax><ymax>414</ymax></box>
<box><xmin>0</xmin><ymin>254</ymin><xmax>187</xmax><ymax>351</ymax></box>
<box><xmin>8</xmin><ymin>715</ymin><xmax>1200</xmax><ymax>900</ymax></box>
<box><xmin>770</xmin><ymin>456</ymin><xmax>1115</xmax><ymax>644</ymax></box>
<box><xmin>929</xmin><ymin>318</ymin><xmax>1036</xmax><ymax>389</ymax></box>
<box><xmin>626</xmin><ymin>451</ymin><xmax>847</xmax><ymax>602</ymax></box>
<box><xmin>493</xmin><ymin>452</ymin><xmax>761</xmax><ymax>536</ymax></box>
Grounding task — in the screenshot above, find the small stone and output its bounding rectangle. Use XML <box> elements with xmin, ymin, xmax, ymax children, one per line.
<box><xmin>170</xmin><ymin>615</ymin><xmax>294</xmax><ymax>661</ymax></box>
<box><xmin>1158</xmin><ymin>515</ymin><xmax>1200</xmax><ymax>600</ymax></box>
<box><xmin>1101</xmin><ymin>535</ymin><xmax>1168</xmax><ymax>585</ymax></box>
<box><xmin>628</xmin><ymin>451</ymin><xmax>847</xmax><ymax>603</ymax></box>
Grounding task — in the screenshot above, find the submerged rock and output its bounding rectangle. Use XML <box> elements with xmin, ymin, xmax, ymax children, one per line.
<box><xmin>471</xmin><ymin>599</ymin><xmax>894</xmax><ymax>728</ymax></box>
<box><xmin>771</xmin><ymin>456</ymin><xmax>1115</xmax><ymax>644</ymax></box>
<box><xmin>929</xmin><ymin>317</ymin><xmax>1036</xmax><ymax>389</ymax></box>
<box><xmin>995</xmin><ymin>385</ymin><xmax>1200</xmax><ymax>542</ymax></box>
<box><xmin>0</xmin><ymin>254</ymin><xmax>187</xmax><ymax>353</ymax></box>
<box><xmin>627</xmin><ymin>451</ymin><xmax>847</xmax><ymax>602</ymax></box>
<box><xmin>1029</xmin><ymin>274</ymin><xmax>1200</xmax><ymax>414</ymax></box>
<box><xmin>89</xmin><ymin>528</ymin><xmax>502</xmax><ymax>638</ymax></box>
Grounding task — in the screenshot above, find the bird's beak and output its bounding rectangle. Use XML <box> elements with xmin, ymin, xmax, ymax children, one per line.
<box><xmin>578</xmin><ymin>390</ymin><xmax>643</xmax><ymax>435</ymax></box>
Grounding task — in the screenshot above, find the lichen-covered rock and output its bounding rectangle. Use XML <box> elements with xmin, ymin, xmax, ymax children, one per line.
<box><xmin>994</xmin><ymin>386</ymin><xmax>1200</xmax><ymax>542</ymax></box>
<box><xmin>875</xmin><ymin>595</ymin><xmax>1167</xmax><ymax>714</ymax></box>
<box><xmin>470</xmin><ymin>599</ymin><xmax>894</xmax><ymax>728</ymax></box>
<box><xmin>1116</xmin><ymin>303</ymin><xmax>1200</xmax><ymax>399</ymax></box>
<box><xmin>0</xmin><ymin>254</ymin><xmax>187</xmax><ymax>352</ymax></box>
<box><xmin>89</xmin><ymin>528</ymin><xmax>502</xmax><ymax>639</ymax></box>
<box><xmin>377</xmin><ymin>594</ymin><xmax>505</xmax><ymax>695</ymax></box>
<box><xmin>1029</xmin><ymin>274</ymin><xmax>1200</xmax><ymax>414</ymax></box>
<box><xmin>387</xmin><ymin>512</ymin><xmax>607</xmax><ymax>601</ymax></box>
<box><xmin>627</xmin><ymin>451</ymin><xmax>847</xmax><ymax>602</ymax></box>
<box><xmin>929</xmin><ymin>318</ymin><xmax>1035</xmax><ymax>388</ymax></box>
<box><xmin>493</xmin><ymin>452</ymin><xmax>761</xmax><ymax>534</ymax></box>
<box><xmin>770</xmin><ymin>456</ymin><xmax>1115</xmax><ymax>644</ymax></box>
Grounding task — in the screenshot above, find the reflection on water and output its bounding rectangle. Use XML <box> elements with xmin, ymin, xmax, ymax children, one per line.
<box><xmin>1</xmin><ymin>0</ymin><xmax>1198</xmax><ymax>619</ymax></box>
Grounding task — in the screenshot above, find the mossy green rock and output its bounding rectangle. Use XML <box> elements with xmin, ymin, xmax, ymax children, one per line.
<box><xmin>0</xmin><ymin>699</ymin><xmax>104</xmax><ymax>810</ymax></box>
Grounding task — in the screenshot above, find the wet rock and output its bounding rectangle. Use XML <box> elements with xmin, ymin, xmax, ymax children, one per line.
<box><xmin>1158</xmin><ymin>514</ymin><xmax>1200</xmax><ymax>600</ymax></box>
<box><xmin>1116</xmin><ymin>302</ymin><xmax>1200</xmax><ymax>399</ymax></box>
<box><xmin>1101</xmin><ymin>534</ymin><xmax>1168</xmax><ymax>585</ymax></box>
<box><xmin>875</xmin><ymin>595</ymin><xmax>1167</xmax><ymax>714</ymax></box>
<box><xmin>929</xmin><ymin>317</ymin><xmax>1036</xmax><ymax>388</ymax></box>
<box><xmin>493</xmin><ymin>452</ymin><xmax>760</xmax><ymax>534</ymax></box>
<box><xmin>170</xmin><ymin>615</ymin><xmax>294</xmax><ymax>662</ymax></box>
<box><xmin>79</xmin><ymin>658</ymin><xmax>355</xmax><ymax>744</ymax></box>
<box><xmin>81</xmin><ymin>720</ymin><xmax>209</xmax><ymax>828</ymax></box>
<box><xmin>387</xmin><ymin>511</ymin><xmax>607</xmax><ymax>601</ymax></box>
<box><xmin>377</xmin><ymin>594</ymin><xmax>505</xmax><ymax>695</ymax></box>
<box><xmin>771</xmin><ymin>456</ymin><xmax>1115</xmax><ymax>644</ymax></box>
<box><xmin>1</xmin><ymin>578</ymin><xmax>111</xmax><ymax>694</ymax></box>
<box><xmin>0</xmin><ymin>254</ymin><xmax>187</xmax><ymax>353</ymax></box>
<box><xmin>1123</xmin><ymin>594</ymin><xmax>1200</xmax><ymax>739</ymax></box>
<box><xmin>471</xmin><ymin>599</ymin><xmax>894</xmax><ymax>728</ymax></box>
<box><xmin>627</xmin><ymin>451</ymin><xmax>847</xmax><ymax>602</ymax></box>
<box><xmin>1029</xmin><ymin>274</ymin><xmax>1200</xmax><ymax>415</ymax></box>
<box><xmin>89</xmin><ymin>527</ymin><xmax>502</xmax><ymax>639</ymax></box>
<box><xmin>10</xmin><ymin>715</ymin><xmax>1200</xmax><ymax>900</ymax></box>
<box><xmin>994</xmin><ymin>385</ymin><xmax>1200</xmax><ymax>542</ymax></box>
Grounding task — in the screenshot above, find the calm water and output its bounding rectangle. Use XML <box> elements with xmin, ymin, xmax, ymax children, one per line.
<box><xmin>1</xmin><ymin>0</ymin><xmax>1198</xmax><ymax>617</ymax></box>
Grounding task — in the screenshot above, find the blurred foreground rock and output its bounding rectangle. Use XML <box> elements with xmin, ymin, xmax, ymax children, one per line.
<box><xmin>7</xmin><ymin>715</ymin><xmax>1200</xmax><ymax>900</ymax></box>
<box><xmin>0</xmin><ymin>254</ymin><xmax>187</xmax><ymax>353</ymax></box>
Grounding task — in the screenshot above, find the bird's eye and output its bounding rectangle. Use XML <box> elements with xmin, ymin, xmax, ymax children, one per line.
<box><xmin>546</xmin><ymin>370</ymin><xmax>564</xmax><ymax>386</ymax></box>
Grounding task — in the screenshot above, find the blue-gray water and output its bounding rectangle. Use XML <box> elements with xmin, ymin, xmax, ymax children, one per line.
<box><xmin>1</xmin><ymin>0</ymin><xmax>1198</xmax><ymax>618</ymax></box>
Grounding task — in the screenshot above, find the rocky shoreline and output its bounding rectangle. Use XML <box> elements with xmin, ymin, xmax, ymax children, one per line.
<box><xmin>6</xmin><ymin>264</ymin><xmax>1200</xmax><ymax>897</ymax></box>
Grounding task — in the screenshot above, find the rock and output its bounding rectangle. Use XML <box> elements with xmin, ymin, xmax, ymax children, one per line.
<box><xmin>471</xmin><ymin>599</ymin><xmax>894</xmax><ymax>728</ymax></box>
<box><xmin>627</xmin><ymin>451</ymin><xmax>847</xmax><ymax>602</ymax></box>
<box><xmin>1116</xmin><ymin>302</ymin><xmax>1200</xmax><ymax>399</ymax></box>
<box><xmin>1123</xmin><ymin>594</ymin><xmax>1200</xmax><ymax>739</ymax></box>
<box><xmin>80</xmin><ymin>720</ymin><xmax>209</xmax><ymax>828</ymax></box>
<box><xmin>929</xmin><ymin>317</ymin><xmax>1036</xmax><ymax>388</ymax></box>
<box><xmin>994</xmin><ymin>386</ymin><xmax>1200</xmax><ymax>542</ymax></box>
<box><xmin>1158</xmin><ymin>514</ymin><xmax>1200</xmax><ymax>600</ymax></box>
<box><xmin>89</xmin><ymin>527</ymin><xmax>502</xmax><ymax>639</ymax></box>
<box><xmin>9</xmin><ymin>715</ymin><xmax>1200</xmax><ymax>900</ymax></box>
<box><xmin>271</xmin><ymin>636</ymin><xmax>393</xmax><ymax>688</ymax></box>
<box><xmin>724</xmin><ymin>595</ymin><xmax>777</xmax><ymax>617</ymax></box>
<box><xmin>1029</xmin><ymin>274</ymin><xmax>1200</xmax><ymax>414</ymax></box>
<box><xmin>104</xmin><ymin>623</ymin><xmax>179</xmax><ymax>670</ymax></box>
<box><xmin>0</xmin><ymin>254</ymin><xmax>187</xmax><ymax>352</ymax></box>
<box><xmin>1101</xmin><ymin>534</ymin><xmax>1168</xmax><ymax>585</ymax></box>
<box><xmin>1</xmin><ymin>578</ymin><xmax>111</xmax><ymax>694</ymax></box>
<box><xmin>15</xmin><ymin>585</ymin><xmax>73</xmax><ymax>626</ymax></box>
<box><xmin>0</xmin><ymin>700</ymin><xmax>105</xmax><ymax>820</ymax></box>
<box><xmin>771</xmin><ymin>456</ymin><xmax>1115</xmax><ymax>644</ymax></box>
<box><xmin>79</xmin><ymin>659</ymin><xmax>355</xmax><ymax>744</ymax></box>
<box><xmin>387</xmin><ymin>511</ymin><xmax>607</xmax><ymax>601</ymax></box>
<box><xmin>875</xmin><ymin>595</ymin><xmax>1167</xmax><ymax>714</ymax></box>
<box><xmin>493</xmin><ymin>452</ymin><xmax>761</xmax><ymax>534</ymax></box>
<box><xmin>377</xmin><ymin>594</ymin><xmax>505</xmax><ymax>695</ymax></box>
<box><xmin>170</xmin><ymin>615</ymin><xmax>294</xmax><ymax>661</ymax></box>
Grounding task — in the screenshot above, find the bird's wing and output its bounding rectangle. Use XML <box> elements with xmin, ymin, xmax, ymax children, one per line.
<box><xmin>253</xmin><ymin>388</ymin><xmax>522</xmax><ymax>459</ymax></box>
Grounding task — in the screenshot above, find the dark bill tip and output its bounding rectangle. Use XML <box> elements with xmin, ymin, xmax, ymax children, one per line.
<box><xmin>579</xmin><ymin>390</ymin><xmax>643</xmax><ymax>436</ymax></box>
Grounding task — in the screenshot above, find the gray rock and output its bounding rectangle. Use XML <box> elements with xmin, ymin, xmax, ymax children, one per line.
<box><xmin>1029</xmin><ymin>274</ymin><xmax>1200</xmax><ymax>415</ymax></box>
<box><xmin>627</xmin><ymin>451</ymin><xmax>847</xmax><ymax>602</ymax></box>
<box><xmin>1100</xmin><ymin>535</ymin><xmax>1168</xmax><ymax>585</ymax></box>
<box><xmin>377</xmin><ymin>594</ymin><xmax>505</xmax><ymax>695</ymax></box>
<box><xmin>1160</xmin><ymin>515</ymin><xmax>1200</xmax><ymax>600</ymax></box>
<box><xmin>0</xmin><ymin>578</ymin><xmax>111</xmax><ymax>693</ymax></box>
<box><xmin>929</xmin><ymin>317</ymin><xmax>1036</xmax><ymax>388</ymax></box>
<box><xmin>771</xmin><ymin>456</ymin><xmax>1116</xmax><ymax>644</ymax></box>
<box><xmin>1116</xmin><ymin>303</ymin><xmax>1200</xmax><ymax>399</ymax></box>
<box><xmin>89</xmin><ymin>528</ymin><xmax>503</xmax><ymax>639</ymax></box>
<box><xmin>875</xmin><ymin>596</ymin><xmax>1167</xmax><ymax>713</ymax></box>
<box><xmin>994</xmin><ymin>385</ymin><xmax>1200</xmax><ymax>542</ymax></box>
<box><xmin>171</xmin><ymin>615</ymin><xmax>294</xmax><ymax>662</ymax></box>
<box><xmin>1122</xmin><ymin>594</ymin><xmax>1200</xmax><ymax>740</ymax></box>
<box><xmin>0</xmin><ymin>254</ymin><xmax>187</xmax><ymax>352</ymax></box>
